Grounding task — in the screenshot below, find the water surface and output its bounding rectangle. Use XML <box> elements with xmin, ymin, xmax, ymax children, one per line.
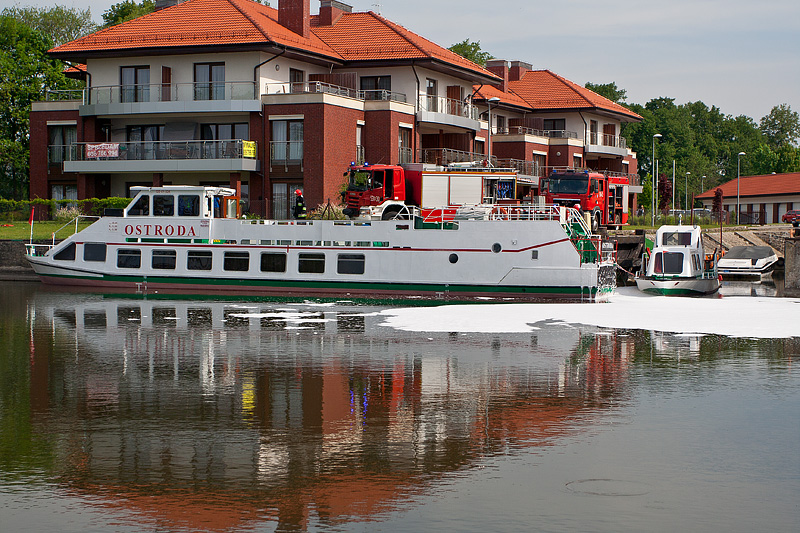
<box><xmin>1</xmin><ymin>282</ymin><xmax>798</xmax><ymax>532</ymax></box>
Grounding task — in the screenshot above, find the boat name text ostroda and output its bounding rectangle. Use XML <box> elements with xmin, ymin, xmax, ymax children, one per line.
<box><xmin>123</xmin><ymin>224</ymin><xmax>197</xmax><ymax>237</ymax></box>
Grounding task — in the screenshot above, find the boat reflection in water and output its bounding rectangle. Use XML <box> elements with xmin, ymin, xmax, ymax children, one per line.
<box><xmin>25</xmin><ymin>291</ymin><xmax>636</xmax><ymax>531</ymax></box>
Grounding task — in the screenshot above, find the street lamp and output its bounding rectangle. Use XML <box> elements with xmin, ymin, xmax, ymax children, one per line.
<box><xmin>737</xmin><ymin>151</ymin><xmax>745</xmax><ymax>224</ymax></box>
<box><xmin>685</xmin><ymin>171</ymin><xmax>690</xmax><ymax>212</ymax></box>
<box><xmin>652</xmin><ymin>133</ymin><xmax>662</xmax><ymax>225</ymax></box>
<box><xmin>487</xmin><ymin>97</ymin><xmax>500</xmax><ymax>167</ymax></box>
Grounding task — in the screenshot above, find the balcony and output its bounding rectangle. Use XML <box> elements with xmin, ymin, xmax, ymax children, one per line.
<box><xmin>585</xmin><ymin>132</ymin><xmax>629</xmax><ymax>156</ymax></box>
<box><xmin>63</xmin><ymin>139</ymin><xmax>259</xmax><ymax>173</ymax></box>
<box><xmin>418</xmin><ymin>95</ymin><xmax>481</xmax><ymax>132</ymax></box>
<box><xmin>80</xmin><ymin>82</ymin><xmax>260</xmax><ymax>116</ymax></box>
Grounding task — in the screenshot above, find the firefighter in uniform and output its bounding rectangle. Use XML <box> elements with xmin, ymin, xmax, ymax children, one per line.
<box><xmin>293</xmin><ymin>189</ymin><xmax>307</xmax><ymax>219</ymax></box>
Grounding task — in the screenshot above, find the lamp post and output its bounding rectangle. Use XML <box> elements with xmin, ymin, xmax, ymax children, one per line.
<box><xmin>487</xmin><ymin>96</ymin><xmax>500</xmax><ymax>167</ymax></box>
<box><xmin>652</xmin><ymin>133</ymin><xmax>662</xmax><ymax>225</ymax></box>
<box><xmin>685</xmin><ymin>171</ymin><xmax>690</xmax><ymax>212</ymax></box>
<box><xmin>737</xmin><ymin>151</ymin><xmax>745</xmax><ymax>224</ymax></box>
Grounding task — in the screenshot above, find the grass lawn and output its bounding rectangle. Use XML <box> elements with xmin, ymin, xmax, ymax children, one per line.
<box><xmin>0</xmin><ymin>220</ymin><xmax>97</xmax><ymax>241</ymax></box>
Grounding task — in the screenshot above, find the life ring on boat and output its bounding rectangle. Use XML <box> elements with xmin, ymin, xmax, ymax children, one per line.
<box><xmin>490</xmin><ymin>206</ymin><xmax>509</xmax><ymax>220</ymax></box>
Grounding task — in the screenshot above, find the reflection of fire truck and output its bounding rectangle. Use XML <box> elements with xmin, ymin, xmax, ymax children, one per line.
<box><xmin>342</xmin><ymin>163</ymin><xmax>519</xmax><ymax>220</ymax></box>
<box><xmin>541</xmin><ymin>169</ymin><xmax>632</xmax><ymax>231</ymax></box>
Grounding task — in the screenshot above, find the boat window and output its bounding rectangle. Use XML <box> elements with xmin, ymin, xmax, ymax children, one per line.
<box><xmin>260</xmin><ymin>252</ymin><xmax>286</xmax><ymax>273</ymax></box>
<box><xmin>337</xmin><ymin>254</ymin><xmax>365</xmax><ymax>275</ymax></box>
<box><xmin>84</xmin><ymin>243</ymin><xmax>107</xmax><ymax>262</ymax></box>
<box><xmin>178</xmin><ymin>195</ymin><xmax>200</xmax><ymax>217</ymax></box>
<box><xmin>153</xmin><ymin>195</ymin><xmax>174</xmax><ymax>216</ymax></box>
<box><xmin>187</xmin><ymin>250</ymin><xmax>212</xmax><ymax>270</ymax></box>
<box><xmin>223</xmin><ymin>251</ymin><xmax>249</xmax><ymax>272</ymax></box>
<box><xmin>298</xmin><ymin>252</ymin><xmax>325</xmax><ymax>274</ymax></box>
<box><xmin>54</xmin><ymin>242</ymin><xmax>76</xmax><ymax>261</ymax></box>
<box><xmin>661</xmin><ymin>232</ymin><xmax>691</xmax><ymax>246</ymax></box>
<box><xmin>654</xmin><ymin>251</ymin><xmax>684</xmax><ymax>274</ymax></box>
<box><xmin>117</xmin><ymin>249</ymin><xmax>141</xmax><ymax>269</ymax></box>
<box><xmin>128</xmin><ymin>195</ymin><xmax>149</xmax><ymax>216</ymax></box>
<box><xmin>152</xmin><ymin>249</ymin><xmax>176</xmax><ymax>270</ymax></box>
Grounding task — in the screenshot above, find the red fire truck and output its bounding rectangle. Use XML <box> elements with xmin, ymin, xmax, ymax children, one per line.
<box><xmin>342</xmin><ymin>163</ymin><xmax>519</xmax><ymax>220</ymax></box>
<box><xmin>541</xmin><ymin>169</ymin><xmax>633</xmax><ymax>231</ymax></box>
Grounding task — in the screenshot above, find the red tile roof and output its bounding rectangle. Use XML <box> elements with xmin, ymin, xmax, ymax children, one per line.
<box><xmin>696</xmin><ymin>172</ymin><xmax>800</xmax><ymax>199</ymax></box>
<box><xmin>49</xmin><ymin>0</ymin><xmax>497</xmax><ymax>80</ymax></box>
<box><xmin>312</xmin><ymin>12</ymin><xmax>497</xmax><ymax>79</ymax></box>
<box><xmin>473</xmin><ymin>84</ymin><xmax>531</xmax><ymax>110</ymax></box>
<box><xmin>507</xmin><ymin>70</ymin><xmax>641</xmax><ymax>121</ymax></box>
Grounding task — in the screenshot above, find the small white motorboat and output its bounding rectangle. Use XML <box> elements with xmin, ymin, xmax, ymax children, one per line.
<box><xmin>717</xmin><ymin>246</ymin><xmax>779</xmax><ymax>279</ymax></box>
<box><xmin>636</xmin><ymin>224</ymin><xmax>721</xmax><ymax>296</ymax></box>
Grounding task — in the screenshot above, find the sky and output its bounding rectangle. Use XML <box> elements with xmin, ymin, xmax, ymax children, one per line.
<box><xmin>3</xmin><ymin>0</ymin><xmax>798</xmax><ymax>121</ymax></box>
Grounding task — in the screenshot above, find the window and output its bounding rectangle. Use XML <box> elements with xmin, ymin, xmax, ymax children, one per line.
<box><xmin>153</xmin><ymin>195</ymin><xmax>174</xmax><ymax>216</ymax></box>
<box><xmin>51</xmin><ymin>184</ymin><xmax>77</xmax><ymax>205</ymax></box>
<box><xmin>194</xmin><ymin>62</ymin><xmax>225</xmax><ymax>100</ymax></box>
<box><xmin>590</xmin><ymin>120</ymin><xmax>598</xmax><ymax>144</ymax></box>
<box><xmin>187</xmin><ymin>250</ymin><xmax>212</xmax><ymax>270</ymax></box>
<box><xmin>117</xmin><ymin>249</ymin><xmax>141</xmax><ymax>268</ymax></box>
<box><xmin>271</xmin><ymin>119</ymin><xmax>303</xmax><ymax>163</ymax></box>
<box><xmin>48</xmin><ymin>125</ymin><xmax>77</xmax><ymax>164</ymax></box>
<box><xmin>360</xmin><ymin>76</ymin><xmax>391</xmax><ymax>100</ymax></box>
<box><xmin>337</xmin><ymin>254</ymin><xmax>365</xmax><ymax>275</ymax></box>
<box><xmin>261</xmin><ymin>252</ymin><xmax>287</xmax><ymax>272</ymax></box>
<box><xmin>177</xmin><ymin>195</ymin><xmax>200</xmax><ymax>217</ymax></box>
<box><xmin>54</xmin><ymin>242</ymin><xmax>76</xmax><ymax>261</ymax></box>
<box><xmin>128</xmin><ymin>195</ymin><xmax>149</xmax><ymax>216</ymax></box>
<box><xmin>653</xmin><ymin>251</ymin><xmax>684</xmax><ymax>275</ymax></box>
<box><xmin>426</xmin><ymin>78</ymin><xmax>438</xmax><ymax>112</ymax></box>
<box><xmin>200</xmin><ymin>123</ymin><xmax>248</xmax><ymax>140</ymax></box>
<box><xmin>152</xmin><ymin>249</ymin><xmax>176</xmax><ymax>270</ymax></box>
<box><xmin>84</xmin><ymin>243</ymin><xmax>107</xmax><ymax>262</ymax></box>
<box><xmin>127</xmin><ymin>125</ymin><xmax>164</xmax><ymax>160</ymax></box>
<box><xmin>399</xmin><ymin>127</ymin><xmax>412</xmax><ymax>164</ymax></box>
<box><xmin>224</xmin><ymin>251</ymin><xmax>249</xmax><ymax>272</ymax></box>
<box><xmin>298</xmin><ymin>252</ymin><xmax>325</xmax><ymax>274</ymax></box>
<box><xmin>121</xmin><ymin>66</ymin><xmax>150</xmax><ymax>103</ymax></box>
<box><xmin>290</xmin><ymin>68</ymin><xmax>305</xmax><ymax>92</ymax></box>
<box><xmin>496</xmin><ymin>115</ymin><xmax>506</xmax><ymax>134</ymax></box>
<box><xmin>543</xmin><ymin>118</ymin><xmax>566</xmax><ymax>131</ymax></box>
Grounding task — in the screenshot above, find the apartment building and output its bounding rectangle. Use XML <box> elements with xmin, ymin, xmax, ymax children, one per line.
<box><xmin>30</xmin><ymin>0</ymin><xmax>640</xmax><ymax>218</ymax></box>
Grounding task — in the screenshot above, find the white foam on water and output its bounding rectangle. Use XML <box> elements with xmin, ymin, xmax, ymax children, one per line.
<box><xmin>379</xmin><ymin>286</ymin><xmax>800</xmax><ymax>339</ymax></box>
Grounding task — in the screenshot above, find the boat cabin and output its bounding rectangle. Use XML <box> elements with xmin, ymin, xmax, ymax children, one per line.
<box><xmin>123</xmin><ymin>186</ymin><xmax>240</xmax><ymax>219</ymax></box>
<box><xmin>650</xmin><ymin>225</ymin><xmax>705</xmax><ymax>277</ymax></box>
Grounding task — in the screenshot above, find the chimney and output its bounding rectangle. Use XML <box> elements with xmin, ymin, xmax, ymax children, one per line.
<box><xmin>509</xmin><ymin>60</ymin><xmax>532</xmax><ymax>82</ymax></box>
<box><xmin>319</xmin><ymin>0</ymin><xmax>352</xmax><ymax>26</ymax></box>
<box><xmin>485</xmin><ymin>59</ymin><xmax>509</xmax><ymax>93</ymax></box>
<box><xmin>279</xmin><ymin>0</ymin><xmax>311</xmax><ymax>39</ymax></box>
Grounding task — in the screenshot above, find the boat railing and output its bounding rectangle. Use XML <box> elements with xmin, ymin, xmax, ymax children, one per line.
<box><xmin>25</xmin><ymin>215</ymin><xmax>100</xmax><ymax>257</ymax></box>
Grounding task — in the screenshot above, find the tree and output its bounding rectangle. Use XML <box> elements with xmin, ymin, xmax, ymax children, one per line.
<box><xmin>0</xmin><ymin>15</ymin><xmax>79</xmax><ymax>199</ymax></box>
<box><xmin>584</xmin><ymin>82</ymin><xmax>627</xmax><ymax>104</ymax></box>
<box><xmin>102</xmin><ymin>0</ymin><xmax>155</xmax><ymax>28</ymax></box>
<box><xmin>713</xmin><ymin>187</ymin><xmax>723</xmax><ymax>217</ymax></box>
<box><xmin>759</xmin><ymin>103</ymin><xmax>800</xmax><ymax>148</ymax></box>
<box><xmin>657</xmin><ymin>173</ymin><xmax>672</xmax><ymax>212</ymax></box>
<box><xmin>0</xmin><ymin>5</ymin><xmax>96</xmax><ymax>46</ymax></box>
<box><xmin>448</xmin><ymin>39</ymin><xmax>494</xmax><ymax>67</ymax></box>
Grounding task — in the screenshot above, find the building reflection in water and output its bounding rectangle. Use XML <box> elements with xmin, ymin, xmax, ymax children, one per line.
<box><xmin>24</xmin><ymin>292</ymin><xmax>637</xmax><ymax>531</ymax></box>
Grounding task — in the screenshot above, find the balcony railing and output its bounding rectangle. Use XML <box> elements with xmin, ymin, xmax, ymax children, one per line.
<box><xmin>45</xmin><ymin>89</ymin><xmax>85</xmax><ymax>101</ymax></box>
<box><xmin>589</xmin><ymin>133</ymin><xmax>628</xmax><ymax>149</ymax></box>
<box><xmin>423</xmin><ymin>96</ymin><xmax>479</xmax><ymax>121</ymax></box>
<box><xmin>398</xmin><ymin>146</ymin><xmax>413</xmax><ymax>164</ymax></box>
<box><xmin>48</xmin><ymin>145</ymin><xmax>70</xmax><ymax>164</ymax></box>
<box><xmin>361</xmin><ymin>89</ymin><xmax>407</xmax><ymax>103</ymax></box>
<box><xmin>263</xmin><ymin>82</ymin><xmax>408</xmax><ymax>104</ymax></box>
<box><xmin>421</xmin><ymin>148</ymin><xmax>494</xmax><ymax>167</ymax></box>
<box><xmin>269</xmin><ymin>140</ymin><xmax>304</xmax><ymax>171</ymax></box>
<box><xmin>85</xmin><ymin>81</ymin><xmax>258</xmax><ymax>105</ymax></box>
<box><xmin>505</xmin><ymin>126</ymin><xmax>580</xmax><ymax>139</ymax></box>
<box><xmin>67</xmin><ymin>139</ymin><xmax>256</xmax><ymax>162</ymax></box>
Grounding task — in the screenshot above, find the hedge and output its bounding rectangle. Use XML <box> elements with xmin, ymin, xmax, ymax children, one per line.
<box><xmin>0</xmin><ymin>197</ymin><xmax>131</xmax><ymax>219</ymax></box>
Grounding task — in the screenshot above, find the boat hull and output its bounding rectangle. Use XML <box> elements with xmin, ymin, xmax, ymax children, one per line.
<box><xmin>635</xmin><ymin>277</ymin><xmax>720</xmax><ymax>296</ymax></box>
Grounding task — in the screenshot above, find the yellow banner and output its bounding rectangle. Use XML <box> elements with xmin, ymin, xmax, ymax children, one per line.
<box><xmin>242</xmin><ymin>141</ymin><xmax>256</xmax><ymax>158</ymax></box>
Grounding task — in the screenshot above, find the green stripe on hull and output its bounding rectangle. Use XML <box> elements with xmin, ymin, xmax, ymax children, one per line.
<box><xmin>38</xmin><ymin>272</ymin><xmax>597</xmax><ymax>297</ymax></box>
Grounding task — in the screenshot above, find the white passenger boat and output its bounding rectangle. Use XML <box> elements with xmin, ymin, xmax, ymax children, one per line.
<box><xmin>717</xmin><ymin>245</ymin><xmax>780</xmax><ymax>279</ymax></box>
<box><xmin>635</xmin><ymin>224</ymin><xmax>721</xmax><ymax>296</ymax></box>
<box><xmin>26</xmin><ymin>186</ymin><xmax>615</xmax><ymax>301</ymax></box>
